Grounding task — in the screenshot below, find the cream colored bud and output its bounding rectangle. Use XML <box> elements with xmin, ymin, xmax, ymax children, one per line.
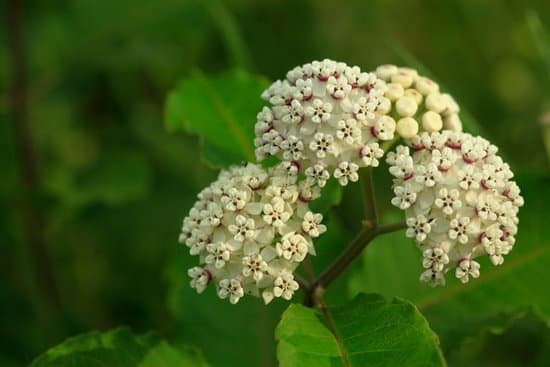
<box><xmin>376</xmin><ymin>97</ymin><xmax>391</xmax><ymax>115</ymax></box>
<box><xmin>385</xmin><ymin>83</ymin><xmax>405</xmax><ymax>101</ymax></box>
<box><xmin>425</xmin><ymin>93</ymin><xmax>446</xmax><ymax>113</ymax></box>
<box><xmin>396</xmin><ymin>117</ymin><xmax>419</xmax><ymax>139</ymax></box>
<box><xmin>379</xmin><ymin>115</ymin><xmax>397</xmax><ymax>132</ymax></box>
<box><xmin>375</xmin><ymin>64</ymin><xmax>398</xmax><ymax>81</ymax></box>
<box><xmin>415</xmin><ymin>77</ymin><xmax>440</xmax><ymax>96</ymax></box>
<box><xmin>422</xmin><ymin>111</ymin><xmax>443</xmax><ymax>132</ymax></box>
<box><xmin>405</xmin><ymin>89</ymin><xmax>423</xmax><ymax>105</ymax></box>
<box><xmin>396</xmin><ymin>96</ymin><xmax>418</xmax><ymax>117</ymax></box>
<box><xmin>391</xmin><ymin>71</ymin><xmax>414</xmax><ymax>88</ymax></box>
<box><xmin>444</xmin><ymin>114</ymin><xmax>462</xmax><ymax>131</ymax></box>
<box><xmin>441</xmin><ymin>93</ymin><xmax>460</xmax><ymax>115</ymax></box>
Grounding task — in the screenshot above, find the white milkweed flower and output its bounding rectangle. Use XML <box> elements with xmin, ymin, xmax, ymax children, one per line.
<box><xmin>254</xmin><ymin>59</ymin><xmax>393</xmax><ymax>187</ymax></box>
<box><xmin>374</xmin><ymin>65</ymin><xmax>463</xmax><ymax>139</ymax></box>
<box><xmin>388</xmin><ymin>131</ymin><xmax>524</xmax><ymax>286</ymax></box>
<box><xmin>179</xmin><ymin>163</ymin><xmax>326</xmax><ymax>304</ymax></box>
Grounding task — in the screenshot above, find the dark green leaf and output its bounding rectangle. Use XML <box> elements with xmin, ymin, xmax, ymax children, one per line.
<box><xmin>29</xmin><ymin>328</ymin><xmax>209</xmax><ymax>367</ymax></box>
<box><xmin>276</xmin><ymin>293</ymin><xmax>446</xmax><ymax>367</ymax></box>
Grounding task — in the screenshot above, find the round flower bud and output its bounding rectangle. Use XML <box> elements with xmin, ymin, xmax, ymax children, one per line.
<box><xmin>396</xmin><ymin>117</ymin><xmax>419</xmax><ymax>139</ymax></box>
<box><xmin>396</xmin><ymin>96</ymin><xmax>418</xmax><ymax>117</ymax></box>
<box><xmin>422</xmin><ymin>111</ymin><xmax>443</xmax><ymax>132</ymax></box>
<box><xmin>387</xmin><ymin>131</ymin><xmax>524</xmax><ymax>287</ymax></box>
<box><xmin>374</xmin><ymin>65</ymin><xmax>463</xmax><ymax>138</ymax></box>
<box><xmin>254</xmin><ymin>59</ymin><xmax>392</xmax><ymax>187</ymax></box>
<box><xmin>179</xmin><ymin>163</ymin><xmax>326</xmax><ymax>304</ymax></box>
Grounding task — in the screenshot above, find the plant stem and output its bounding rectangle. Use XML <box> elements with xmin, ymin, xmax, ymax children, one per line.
<box><xmin>302</xmin><ymin>167</ymin><xmax>407</xmax><ymax>306</ymax></box>
<box><xmin>360</xmin><ymin>168</ymin><xmax>377</xmax><ymax>228</ymax></box>
<box><xmin>7</xmin><ymin>0</ymin><xmax>61</xmax><ymax>312</ymax></box>
<box><xmin>312</xmin><ymin>222</ymin><xmax>406</xmax><ymax>290</ymax></box>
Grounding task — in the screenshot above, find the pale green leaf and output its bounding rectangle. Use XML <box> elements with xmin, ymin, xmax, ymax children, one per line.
<box><xmin>165</xmin><ymin>69</ymin><xmax>268</xmax><ymax>167</ymax></box>
<box><xmin>276</xmin><ymin>293</ymin><xmax>446</xmax><ymax>367</ymax></box>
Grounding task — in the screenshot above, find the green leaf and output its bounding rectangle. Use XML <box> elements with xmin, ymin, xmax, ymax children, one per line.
<box><xmin>348</xmin><ymin>173</ymin><xmax>550</xmax><ymax>351</ymax></box>
<box><xmin>29</xmin><ymin>328</ymin><xmax>209</xmax><ymax>367</ymax></box>
<box><xmin>276</xmin><ymin>293</ymin><xmax>446</xmax><ymax>367</ymax></box>
<box><xmin>165</xmin><ymin>69</ymin><xmax>269</xmax><ymax>167</ymax></box>
<box><xmin>167</xmin><ymin>251</ymin><xmax>286</xmax><ymax>367</ymax></box>
<box><xmin>446</xmin><ymin>309</ymin><xmax>550</xmax><ymax>366</ymax></box>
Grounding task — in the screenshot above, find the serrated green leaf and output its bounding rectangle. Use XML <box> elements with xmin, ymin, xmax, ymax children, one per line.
<box><xmin>29</xmin><ymin>328</ymin><xmax>209</xmax><ymax>367</ymax></box>
<box><xmin>164</xmin><ymin>69</ymin><xmax>268</xmax><ymax>167</ymax></box>
<box><xmin>348</xmin><ymin>173</ymin><xmax>550</xmax><ymax>352</ymax></box>
<box><xmin>276</xmin><ymin>293</ymin><xmax>446</xmax><ymax>367</ymax></box>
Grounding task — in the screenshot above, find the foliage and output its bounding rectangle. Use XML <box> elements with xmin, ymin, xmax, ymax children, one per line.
<box><xmin>1</xmin><ymin>1</ymin><xmax>550</xmax><ymax>367</ymax></box>
<box><xmin>276</xmin><ymin>293</ymin><xmax>445</xmax><ymax>367</ymax></box>
<box><xmin>29</xmin><ymin>328</ymin><xmax>209</xmax><ymax>367</ymax></box>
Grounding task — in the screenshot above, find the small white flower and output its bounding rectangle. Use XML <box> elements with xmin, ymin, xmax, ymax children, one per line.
<box><xmin>420</xmin><ymin>268</ymin><xmax>446</xmax><ymax>287</ymax></box>
<box><xmin>263</xmin><ymin>197</ymin><xmax>291</xmax><ymax>228</ymax></box>
<box><xmin>333</xmin><ymin>161</ymin><xmax>359</xmax><ymax>186</ymax></box>
<box><xmin>302</xmin><ymin>211</ymin><xmax>327</xmax><ymax>237</ymax></box>
<box><xmin>360</xmin><ymin>142</ymin><xmax>384</xmax><ymax>167</ymax></box>
<box><xmin>309</xmin><ymin>132</ymin><xmax>334</xmax><ymax>159</ymax></box>
<box><xmin>276</xmin><ymin>232</ymin><xmax>309</xmax><ymax>262</ymax></box>
<box><xmin>221</xmin><ymin>187</ymin><xmax>249</xmax><ymax>211</ymax></box>
<box><xmin>448</xmin><ymin>216</ymin><xmax>471</xmax><ymax>244</ymax></box>
<box><xmin>391</xmin><ymin>184</ymin><xmax>417</xmax><ymax>210</ymax></box>
<box><xmin>188</xmin><ymin>267</ymin><xmax>210</xmax><ymax>294</ymax></box>
<box><xmin>305</xmin><ymin>163</ymin><xmax>330</xmax><ymax>188</ymax></box>
<box><xmin>205</xmin><ymin>242</ymin><xmax>232</xmax><ymax>269</ymax></box>
<box><xmin>304</xmin><ymin>98</ymin><xmax>332</xmax><ymax>123</ymax></box>
<box><xmin>242</xmin><ymin>254</ymin><xmax>269</xmax><ymax>281</ymax></box>
<box><xmin>228</xmin><ymin>215</ymin><xmax>256</xmax><ymax>242</ymax></box>
<box><xmin>218</xmin><ymin>278</ymin><xmax>244</xmax><ymax>304</ymax></box>
<box><xmin>336</xmin><ymin>119</ymin><xmax>361</xmax><ymax>144</ymax></box>
<box><xmin>422</xmin><ymin>247</ymin><xmax>449</xmax><ymax>272</ymax></box>
<box><xmin>326</xmin><ymin>75</ymin><xmax>351</xmax><ymax>99</ymax></box>
<box><xmin>406</xmin><ymin>215</ymin><xmax>433</xmax><ymax>242</ymax></box>
<box><xmin>273</xmin><ymin>271</ymin><xmax>300</xmax><ymax>300</ymax></box>
<box><xmin>455</xmin><ymin>259</ymin><xmax>480</xmax><ymax>284</ymax></box>
<box><xmin>280</xmin><ymin>135</ymin><xmax>304</xmax><ymax>161</ymax></box>
<box><xmin>435</xmin><ymin>188</ymin><xmax>462</xmax><ymax>215</ymax></box>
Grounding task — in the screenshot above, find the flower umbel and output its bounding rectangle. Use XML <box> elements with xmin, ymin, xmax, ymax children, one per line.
<box><xmin>388</xmin><ymin>131</ymin><xmax>523</xmax><ymax>286</ymax></box>
<box><xmin>254</xmin><ymin>59</ymin><xmax>392</xmax><ymax>187</ymax></box>
<box><xmin>180</xmin><ymin>163</ymin><xmax>326</xmax><ymax>304</ymax></box>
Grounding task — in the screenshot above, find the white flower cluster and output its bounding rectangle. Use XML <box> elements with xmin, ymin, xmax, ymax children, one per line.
<box><xmin>254</xmin><ymin>59</ymin><xmax>393</xmax><ymax>187</ymax></box>
<box><xmin>374</xmin><ymin>65</ymin><xmax>463</xmax><ymax>139</ymax></box>
<box><xmin>180</xmin><ymin>163</ymin><xmax>326</xmax><ymax>304</ymax></box>
<box><xmin>387</xmin><ymin>131</ymin><xmax>523</xmax><ymax>286</ymax></box>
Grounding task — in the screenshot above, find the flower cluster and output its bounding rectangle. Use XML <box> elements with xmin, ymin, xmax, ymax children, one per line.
<box><xmin>387</xmin><ymin>131</ymin><xmax>523</xmax><ymax>286</ymax></box>
<box><xmin>254</xmin><ymin>59</ymin><xmax>393</xmax><ymax>187</ymax></box>
<box><xmin>374</xmin><ymin>65</ymin><xmax>463</xmax><ymax>139</ymax></box>
<box><xmin>180</xmin><ymin>163</ymin><xmax>326</xmax><ymax>304</ymax></box>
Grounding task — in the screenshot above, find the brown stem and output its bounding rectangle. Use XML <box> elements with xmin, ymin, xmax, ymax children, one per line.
<box><xmin>312</xmin><ymin>222</ymin><xmax>406</xmax><ymax>290</ymax></box>
<box><xmin>7</xmin><ymin>0</ymin><xmax>61</xmax><ymax>311</ymax></box>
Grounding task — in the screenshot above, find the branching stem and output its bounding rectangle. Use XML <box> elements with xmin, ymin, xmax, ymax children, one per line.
<box><xmin>302</xmin><ymin>169</ymin><xmax>406</xmax><ymax>307</ymax></box>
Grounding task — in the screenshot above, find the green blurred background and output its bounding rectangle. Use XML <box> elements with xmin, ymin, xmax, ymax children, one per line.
<box><xmin>1</xmin><ymin>0</ymin><xmax>550</xmax><ymax>366</ymax></box>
